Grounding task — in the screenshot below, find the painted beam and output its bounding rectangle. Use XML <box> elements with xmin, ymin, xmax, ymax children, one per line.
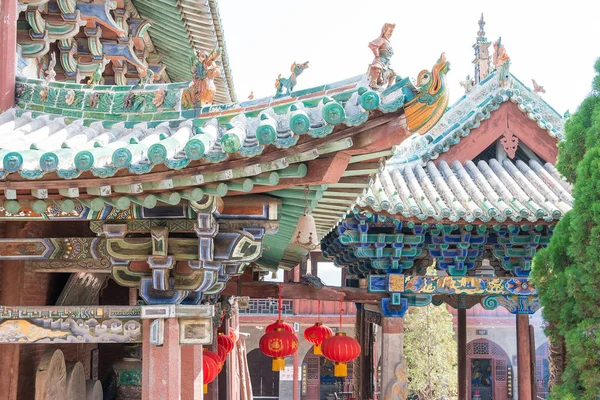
<box><xmin>368</xmin><ymin>274</ymin><xmax>536</xmax><ymax>296</ymax></box>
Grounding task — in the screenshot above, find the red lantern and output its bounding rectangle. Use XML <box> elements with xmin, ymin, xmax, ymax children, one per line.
<box><xmin>204</xmin><ymin>349</ymin><xmax>223</xmax><ymax>371</ymax></box>
<box><xmin>265</xmin><ymin>319</ymin><xmax>294</xmax><ymax>334</ymax></box>
<box><xmin>259</xmin><ymin>329</ymin><xmax>299</xmax><ymax>371</ymax></box>
<box><xmin>322</xmin><ymin>332</ymin><xmax>361</xmax><ymax>377</ymax></box>
<box><xmin>304</xmin><ymin>322</ymin><xmax>333</xmax><ymax>355</ymax></box>
<box><xmin>202</xmin><ymin>350</ymin><xmax>220</xmax><ymax>394</ymax></box>
<box><xmin>218</xmin><ymin>345</ymin><xmax>227</xmax><ymax>364</ymax></box>
<box><xmin>218</xmin><ymin>332</ymin><xmax>235</xmax><ymax>354</ymax></box>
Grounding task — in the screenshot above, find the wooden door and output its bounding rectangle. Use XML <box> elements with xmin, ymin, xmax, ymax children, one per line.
<box><xmin>247</xmin><ymin>349</ymin><xmax>279</xmax><ymax>398</ymax></box>
<box><xmin>303</xmin><ymin>353</ymin><xmax>320</xmax><ymax>400</ymax></box>
<box><xmin>467</xmin><ymin>339</ymin><xmax>511</xmax><ymax>400</ymax></box>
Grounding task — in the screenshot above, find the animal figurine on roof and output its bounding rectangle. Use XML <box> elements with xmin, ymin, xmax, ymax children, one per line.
<box><xmin>404</xmin><ymin>52</ymin><xmax>451</xmax><ymax>135</ymax></box>
<box><xmin>88</xmin><ymin>63</ymin><xmax>104</xmax><ymax>85</ymax></box>
<box><xmin>460</xmin><ymin>74</ymin><xmax>475</xmax><ymax>94</ymax></box>
<box><xmin>44</xmin><ymin>53</ymin><xmax>56</xmax><ymax>84</ymax></box>
<box><xmin>531</xmin><ymin>79</ymin><xmax>546</xmax><ymax>94</ymax></box>
<box><xmin>182</xmin><ymin>47</ymin><xmax>223</xmax><ymax>108</ymax></box>
<box><xmin>274</xmin><ymin>61</ymin><xmax>309</xmax><ymax>97</ymax></box>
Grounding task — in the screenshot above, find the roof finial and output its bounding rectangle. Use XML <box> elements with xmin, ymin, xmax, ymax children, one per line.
<box><xmin>477</xmin><ymin>13</ymin><xmax>487</xmax><ymax>42</ymax></box>
<box><xmin>472</xmin><ymin>13</ymin><xmax>492</xmax><ymax>84</ymax></box>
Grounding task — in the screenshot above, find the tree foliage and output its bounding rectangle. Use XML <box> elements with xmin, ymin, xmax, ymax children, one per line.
<box><xmin>532</xmin><ymin>57</ymin><xmax>600</xmax><ymax>399</ymax></box>
<box><xmin>403</xmin><ymin>297</ymin><xmax>457</xmax><ymax>399</ymax></box>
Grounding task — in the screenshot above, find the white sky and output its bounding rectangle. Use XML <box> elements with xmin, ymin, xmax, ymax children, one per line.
<box><xmin>219</xmin><ymin>0</ymin><xmax>599</xmax><ymax>115</ymax></box>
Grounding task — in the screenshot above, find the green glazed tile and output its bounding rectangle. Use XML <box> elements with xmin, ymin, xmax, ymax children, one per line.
<box><xmin>127</xmin><ymin>113</ymin><xmax>153</xmax><ymax>122</ymax></box>
<box><xmin>61</xmin><ymin>109</ymin><xmax>84</xmax><ymax>118</ymax></box>
<box><xmin>104</xmin><ymin>113</ymin><xmax>125</xmax><ymax>121</ymax></box>
<box><xmin>83</xmin><ymin>111</ymin><xmax>106</xmax><ymax>119</ymax></box>
<box><xmin>43</xmin><ymin>106</ymin><xmax>63</xmax><ymax>115</ymax></box>
<box><xmin>26</xmin><ymin>104</ymin><xmax>44</xmax><ymax>111</ymax></box>
<box><xmin>152</xmin><ymin>111</ymin><xmax>180</xmax><ymax>120</ymax></box>
<box><xmin>180</xmin><ymin>109</ymin><xmax>195</xmax><ymax>119</ymax></box>
<box><xmin>112</xmin><ymin>85</ymin><xmax>135</xmax><ymax>92</ymax></box>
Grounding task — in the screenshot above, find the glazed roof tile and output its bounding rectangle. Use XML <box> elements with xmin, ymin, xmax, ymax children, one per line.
<box><xmin>361</xmin><ymin>158</ymin><xmax>572</xmax><ymax>223</ymax></box>
<box><xmin>7</xmin><ymin>75</ymin><xmax>401</xmax><ymax>180</ymax></box>
<box><xmin>132</xmin><ymin>0</ymin><xmax>236</xmax><ymax>103</ymax></box>
<box><xmin>390</xmin><ymin>73</ymin><xmax>564</xmax><ymax>166</ymax></box>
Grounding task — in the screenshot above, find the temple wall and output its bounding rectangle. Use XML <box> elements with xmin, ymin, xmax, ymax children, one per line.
<box><xmin>12</xmin><ymin>266</ymin><xmax>97</xmax><ymax>399</ymax></box>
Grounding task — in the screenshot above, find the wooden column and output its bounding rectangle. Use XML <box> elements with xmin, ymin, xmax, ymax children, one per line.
<box><xmin>354</xmin><ymin>305</ymin><xmax>370</xmax><ymax>399</ymax></box>
<box><xmin>0</xmin><ymin>0</ymin><xmax>17</xmax><ymax>112</ymax></box>
<box><xmin>142</xmin><ymin>318</ymin><xmax>181</xmax><ymax>400</ymax></box>
<box><xmin>292</xmin><ymin>348</ymin><xmax>299</xmax><ymax>400</ymax></box>
<box><xmin>458</xmin><ymin>308</ymin><xmax>467</xmax><ymax>400</ymax></box>
<box><xmin>181</xmin><ymin>346</ymin><xmax>203</xmax><ymax>400</ymax></box>
<box><xmin>0</xmin><ymin>222</ymin><xmax>27</xmax><ymax>400</ymax></box>
<box><xmin>529</xmin><ymin>325</ymin><xmax>537</xmax><ymax>399</ymax></box>
<box><xmin>517</xmin><ymin>314</ymin><xmax>532</xmax><ymax>400</ymax></box>
<box><xmin>380</xmin><ymin>317</ymin><xmax>405</xmax><ymax>395</ymax></box>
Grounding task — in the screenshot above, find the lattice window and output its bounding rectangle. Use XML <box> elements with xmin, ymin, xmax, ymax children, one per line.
<box><xmin>496</xmin><ymin>360</ymin><xmax>507</xmax><ymax>382</ymax></box>
<box><xmin>473</xmin><ymin>342</ymin><xmax>489</xmax><ymax>355</ymax></box>
<box><xmin>466</xmin><ymin>343</ymin><xmax>473</xmax><ymax>354</ymax></box>
<box><xmin>306</xmin><ymin>358</ymin><xmax>319</xmax><ymax>380</ymax></box>
<box><xmin>491</xmin><ymin>343</ymin><xmax>504</xmax><ymax>356</ymax></box>
<box><xmin>238</xmin><ymin>299</ymin><xmax>294</xmax><ymax>315</ymax></box>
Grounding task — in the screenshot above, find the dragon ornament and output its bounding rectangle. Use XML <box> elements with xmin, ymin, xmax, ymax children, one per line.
<box><xmin>404</xmin><ymin>52</ymin><xmax>451</xmax><ymax>135</ymax></box>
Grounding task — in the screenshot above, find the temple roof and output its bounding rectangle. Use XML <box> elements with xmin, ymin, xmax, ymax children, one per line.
<box><xmin>7</xmin><ymin>75</ymin><xmax>399</xmax><ymax>182</ymax></box>
<box><xmin>360</xmin><ymin>158</ymin><xmax>572</xmax><ymax>223</ymax></box>
<box><xmin>390</xmin><ymin>73</ymin><xmax>564</xmax><ymax>166</ymax></box>
<box><xmin>132</xmin><ymin>0</ymin><xmax>237</xmax><ymax>102</ymax></box>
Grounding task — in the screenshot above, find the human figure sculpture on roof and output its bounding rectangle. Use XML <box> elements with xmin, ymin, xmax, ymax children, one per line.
<box><xmin>182</xmin><ymin>47</ymin><xmax>223</xmax><ymax>108</ymax></box>
<box><xmin>368</xmin><ymin>23</ymin><xmax>396</xmax><ymax>90</ymax></box>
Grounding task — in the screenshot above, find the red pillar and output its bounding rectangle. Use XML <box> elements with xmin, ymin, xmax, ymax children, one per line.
<box><xmin>457</xmin><ymin>308</ymin><xmax>467</xmax><ymax>400</ymax></box>
<box><xmin>142</xmin><ymin>318</ymin><xmax>181</xmax><ymax>400</ymax></box>
<box><xmin>517</xmin><ymin>314</ymin><xmax>532</xmax><ymax>400</ymax></box>
<box><xmin>181</xmin><ymin>346</ymin><xmax>203</xmax><ymax>400</ymax></box>
<box><xmin>292</xmin><ymin>349</ymin><xmax>299</xmax><ymax>400</ymax></box>
<box><xmin>0</xmin><ymin>0</ymin><xmax>17</xmax><ymax>112</ymax></box>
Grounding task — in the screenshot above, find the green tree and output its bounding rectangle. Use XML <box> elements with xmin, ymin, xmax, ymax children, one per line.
<box><xmin>532</xmin><ymin>57</ymin><xmax>600</xmax><ymax>400</ymax></box>
<box><xmin>403</xmin><ymin>298</ymin><xmax>457</xmax><ymax>399</ymax></box>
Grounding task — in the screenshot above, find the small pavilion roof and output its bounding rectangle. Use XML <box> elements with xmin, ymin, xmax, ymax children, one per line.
<box><xmin>360</xmin><ymin>158</ymin><xmax>572</xmax><ymax>224</ymax></box>
<box><xmin>390</xmin><ymin>73</ymin><xmax>564</xmax><ymax>166</ymax></box>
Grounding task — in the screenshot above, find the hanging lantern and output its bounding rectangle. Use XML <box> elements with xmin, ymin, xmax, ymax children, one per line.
<box><xmin>259</xmin><ymin>329</ymin><xmax>299</xmax><ymax>371</ymax></box>
<box><xmin>260</xmin><ymin>283</ymin><xmax>298</xmax><ymax>371</ymax></box>
<box><xmin>218</xmin><ymin>332</ymin><xmax>235</xmax><ymax>354</ymax></box>
<box><xmin>202</xmin><ymin>350</ymin><xmax>220</xmax><ymax>394</ymax></box>
<box><xmin>265</xmin><ymin>320</ymin><xmax>294</xmax><ymax>334</ymax></box>
<box><xmin>218</xmin><ymin>345</ymin><xmax>227</xmax><ymax>365</ymax></box>
<box><xmin>304</xmin><ymin>322</ymin><xmax>333</xmax><ymax>355</ymax></box>
<box><xmin>290</xmin><ymin>186</ymin><xmax>319</xmax><ymax>250</ymax></box>
<box><xmin>204</xmin><ymin>349</ymin><xmax>223</xmax><ymax>371</ymax></box>
<box><xmin>322</xmin><ymin>332</ymin><xmax>361</xmax><ymax>377</ymax></box>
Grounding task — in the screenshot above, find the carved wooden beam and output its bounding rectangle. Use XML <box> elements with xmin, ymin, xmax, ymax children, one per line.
<box><xmin>221</xmin><ymin>281</ymin><xmax>384</xmax><ymax>304</ymax></box>
<box><xmin>0</xmin><ymin>305</ymin><xmax>213</xmax><ymax>344</ymax></box>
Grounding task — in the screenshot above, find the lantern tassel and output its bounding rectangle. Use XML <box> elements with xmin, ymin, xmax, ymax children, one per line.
<box><xmin>204</xmin><ymin>384</ymin><xmax>208</xmax><ymax>394</ymax></box>
<box><xmin>314</xmin><ymin>344</ymin><xmax>322</xmax><ymax>355</ymax></box>
<box><xmin>334</xmin><ymin>362</ymin><xmax>347</xmax><ymax>377</ymax></box>
<box><xmin>272</xmin><ymin>357</ymin><xmax>285</xmax><ymax>371</ymax></box>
